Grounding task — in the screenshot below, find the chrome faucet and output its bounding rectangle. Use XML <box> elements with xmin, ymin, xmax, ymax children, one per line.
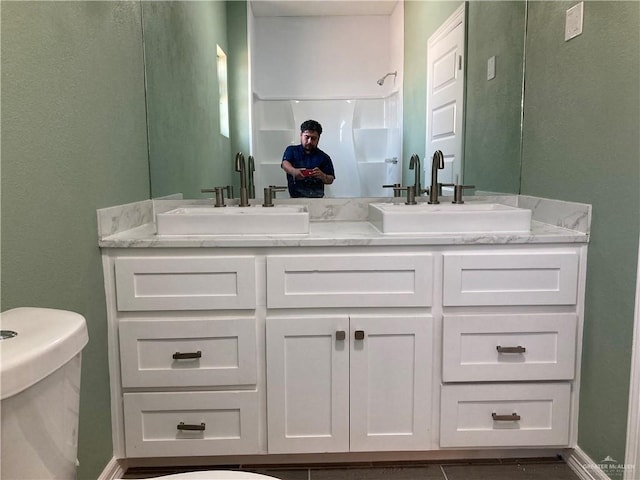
<box><xmin>235</xmin><ymin>152</ymin><xmax>249</xmax><ymax>206</ymax></box>
<box><xmin>428</xmin><ymin>150</ymin><xmax>445</xmax><ymax>204</ymax></box>
<box><xmin>247</xmin><ymin>155</ymin><xmax>256</xmax><ymax>199</ymax></box>
<box><xmin>408</xmin><ymin>154</ymin><xmax>422</xmax><ymax>196</ymax></box>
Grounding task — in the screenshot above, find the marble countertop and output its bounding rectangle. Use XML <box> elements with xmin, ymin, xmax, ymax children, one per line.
<box><xmin>97</xmin><ymin>195</ymin><xmax>591</xmax><ymax>248</ymax></box>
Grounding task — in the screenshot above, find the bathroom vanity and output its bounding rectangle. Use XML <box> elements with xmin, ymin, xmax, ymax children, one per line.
<box><xmin>97</xmin><ymin>195</ymin><xmax>590</xmax><ymax>468</ymax></box>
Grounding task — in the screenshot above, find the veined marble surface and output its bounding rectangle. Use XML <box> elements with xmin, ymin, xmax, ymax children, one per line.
<box><xmin>97</xmin><ymin>194</ymin><xmax>591</xmax><ymax>248</ymax></box>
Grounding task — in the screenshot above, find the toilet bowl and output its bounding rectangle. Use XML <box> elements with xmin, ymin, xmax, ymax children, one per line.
<box><xmin>0</xmin><ymin>307</ymin><xmax>88</xmax><ymax>480</ymax></box>
<box><xmin>118</xmin><ymin>471</ymin><xmax>280</xmax><ymax>479</ymax></box>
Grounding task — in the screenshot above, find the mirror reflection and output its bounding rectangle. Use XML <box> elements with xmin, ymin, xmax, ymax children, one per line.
<box><xmin>143</xmin><ymin>1</ymin><xmax>526</xmax><ymax>200</ymax></box>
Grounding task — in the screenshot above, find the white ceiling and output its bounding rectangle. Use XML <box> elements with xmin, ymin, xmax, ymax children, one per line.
<box><xmin>250</xmin><ymin>0</ymin><xmax>399</xmax><ymax>17</ymax></box>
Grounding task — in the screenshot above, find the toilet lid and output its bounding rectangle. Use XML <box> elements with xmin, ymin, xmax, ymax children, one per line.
<box><xmin>143</xmin><ymin>471</ymin><xmax>280</xmax><ymax>479</ymax></box>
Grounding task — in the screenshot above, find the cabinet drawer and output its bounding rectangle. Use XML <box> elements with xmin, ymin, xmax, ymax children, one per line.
<box><xmin>115</xmin><ymin>256</ymin><xmax>256</xmax><ymax>311</ymax></box>
<box><xmin>443</xmin><ymin>251</ymin><xmax>579</xmax><ymax>306</ymax></box>
<box><xmin>440</xmin><ymin>383</ymin><xmax>571</xmax><ymax>447</ymax></box>
<box><xmin>442</xmin><ymin>314</ymin><xmax>577</xmax><ymax>382</ymax></box>
<box><xmin>123</xmin><ymin>391</ymin><xmax>260</xmax><ymax>457</ymax></box>
<box><xmin>267</xmin><ymin>254</ymin><xmax>433</xmax><ymax>308</ymax></box>
<box><xmin>119</xmin><ymin>318</ymin><xmax>257</xmax><ymax>388</ymax></box>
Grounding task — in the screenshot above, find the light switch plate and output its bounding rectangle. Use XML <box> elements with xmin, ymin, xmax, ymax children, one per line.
<box><xmin>565</xmin><ymin>2</ymin><xmax>584</xmax><ymax>41</ymax></box>
<box><xmin>487</xmin><ymin>56</ymin><xmax>496</xmax><ymax>81</ymax></box>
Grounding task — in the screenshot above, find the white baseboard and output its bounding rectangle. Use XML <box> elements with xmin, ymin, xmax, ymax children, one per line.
<box><xmin>97</xmin><ymin>457</ymin><xmax>126</xmax><ymax>480</ymax></box>
<box><xmin>566</xmin><ymin>446</ymin><xmax>611</xmax><ymax>480</ymax></box>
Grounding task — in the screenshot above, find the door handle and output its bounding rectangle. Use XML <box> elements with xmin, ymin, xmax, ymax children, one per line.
<box><xmin>173</xmin><ymin>351</ymin><xmax>202</xmax><ymax>360</ymax></box>
<box><xmin>336</xmin><ymin>330</ymin><xmax>346</xmax><ymax>341</ymax></box>
<box><xmin>354</xmin><ymin>330</ymin><xmax>365</xmax><ymax>341</ymax></box>
<box><xmin>496</xmin><ymin>345</ymin><xmax>526</xmax><ymax>354</ymax></box>
<box><xmin>492</xmin><ymin>412</ymin><xmax>521</xmax><ymax>422</ymax></box>
<box><xmin>177</xmin><ymin>422</ymin><xmax>206</xmax><ymax>431</ymax></box>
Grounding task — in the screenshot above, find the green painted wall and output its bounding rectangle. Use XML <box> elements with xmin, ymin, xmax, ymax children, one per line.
<box><xmin>0</xmin><ymin>2</ymin><xmax>150</xmax><ymax>478</ymax></box>
<box><xmin>464</xmin><ymin>1</ymin><xmax>525</xmax><ymax>193</ymax></box>
<box><xmin>521</xmin><ymin>2</ymin><xmax>639</xmax><ymax>475</ymax></box>
<box><xmin>144</xmin><ymin>1</ymin><xmax>233</xmax><ymax>198</ymax></box>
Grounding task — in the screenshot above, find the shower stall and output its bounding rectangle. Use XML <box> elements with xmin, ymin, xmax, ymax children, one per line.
<box><xmin>252</xmin><ymin>95</ymin><xmax>401</xmax><ymax>198</ymax></box>
<box><xmin>249</xmin><ymin>1</ymin><xmax>404</xmax><ymax>198</ymax></box>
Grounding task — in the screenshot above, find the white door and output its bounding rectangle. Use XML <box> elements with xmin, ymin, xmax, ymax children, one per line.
<box><xmin>266</xmin><ymin>315</ymin><xmax>350</xmax><ymax>453</ymax></box>
<box><xmin>426</xmin><ymin>3</ymin><xmax>465</xmax><ymax>186</ymax></box>
<box><xmin>349</xmin><ymin>315</ymin><xmax>433</xmax><ymax>452</ymax></box>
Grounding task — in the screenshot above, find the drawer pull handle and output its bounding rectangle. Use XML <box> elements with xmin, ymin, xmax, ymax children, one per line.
<box><xmin>496</xmin><ymin>345</ymin><xmax>526</xmax><ymax>354</ymax></box>
<box><xmin>173</xmin><ymin>351</ymin><xmax>202</xmax><ymax>360</ymax></box>
<box><xmin>177</xmin><ymin>422</ymin><xmax>206</xmax><ymax>431</ymax></box>
<box><xmin>354</xmin><ymin>330</ymin><xmax>365</xmax><ymax>341</ymax></box>
<box><xmin>492</xmin><ymin>412</ymin><xmax>521</xmax><ymax>422</ymax></box>
<box><xmin>336</xmin><ymin>330</ymin><xmax>346</xmax><ymax>341</ymax></box>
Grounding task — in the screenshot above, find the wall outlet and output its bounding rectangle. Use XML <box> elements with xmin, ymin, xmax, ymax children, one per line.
<box><xmin>565</xmin><ymin>2</ymin><xmax>584</xmax><ymax>41</ymax></box>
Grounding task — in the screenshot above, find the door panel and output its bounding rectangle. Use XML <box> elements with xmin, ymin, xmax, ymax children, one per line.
<box><xmin>266</xmin><ymin>315</ymin><xmax>349</xmax><ymax>453</ymax></box>
<box><xmin>349</xmin><ymin>315</ymin><xmax>433</xmax><ymax>451</ymax></box>
<box><xmin>426</xmin><ymin>5</ymin><xmax>465</xmax><ymax>185</ymax></box>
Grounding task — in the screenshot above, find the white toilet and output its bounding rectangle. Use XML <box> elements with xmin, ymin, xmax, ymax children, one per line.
<box><xmin>0</xmin><ymin>307</ymin><xmax>88</xmax><ymax>479</ymax></box>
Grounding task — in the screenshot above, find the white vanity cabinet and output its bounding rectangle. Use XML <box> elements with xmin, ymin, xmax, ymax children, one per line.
<box><xmin>104</xmin><ymin>253</ymin><xmax>263</xmax><ymax>458</ymax></box>
<box><xmin>266</xmin><ymin>314</ymin><xmax>433</xmax><ymax>454</ymax></box>
<box><xmin>101</xmin><ymin>234</ymin><xmax>587</xmax><ymax>463</ymax></box>
<box><xmin>265</xmin><ymin>252</ymin><xmax>435</xmax><ymax>454</ymax></box>
<box><xmin>439</xmin><ymin>247</ymin><xmax>584</xmax><ymax>448</ymax></box>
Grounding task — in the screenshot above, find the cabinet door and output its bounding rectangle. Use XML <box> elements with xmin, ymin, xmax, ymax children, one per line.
<box><xmin>266</xmin><ymin>315</ymin><xmax>349</xmax><ymax>453</ymax></box>
<box><xmin>349</xmin><ymin>315</ymin><xmax>433</xmax><ymax>451</ymax></box>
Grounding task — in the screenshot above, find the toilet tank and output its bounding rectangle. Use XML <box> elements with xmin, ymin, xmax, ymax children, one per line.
<box><xmin>1</xmin><ymin>307</ymin><xmax>89</xmax><ymax>480</ymax></box>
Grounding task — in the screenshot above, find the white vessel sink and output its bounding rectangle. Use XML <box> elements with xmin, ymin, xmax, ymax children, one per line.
<box><xmin>156</xmin><ymin>205</ymin><xmax>310</xmax><ymax>235</ymax></box>
<box><xmin>368</xmin><ymin>202</ymin><xmax>532</xmax><ymax>234</ymax></box>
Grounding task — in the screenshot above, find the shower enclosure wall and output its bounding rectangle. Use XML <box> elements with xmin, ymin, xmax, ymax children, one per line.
<box><xmin>249</xmin><ymin>3</ymin><xmax>404</xmax><ymax>198</ymax></box>
<box><xmin>253</xmin><ymin>96</ymin><xmax>401</xmax><ymax>197</ymax></box>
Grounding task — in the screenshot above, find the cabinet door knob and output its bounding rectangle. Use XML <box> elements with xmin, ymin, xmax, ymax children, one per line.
<box><xmin>492</xmin><ymin>412</ymin><xmax>521</xmax><ymax>422</ymax></box>
<box><xmin>335</xmin><ymin>330</ymin><xmax>346</xmax><ymax>341</ymax></box>
<box><xmin>177</xmin><ymin>422</ymin><xmax>206</xmax><ymax>431</ymax></box>
<box><xmin>496</xmin><ymin>345</ymin><xmax>526</xmax><ymax>354</ymax></box>
<box><xmin>354</xmin><ymin>330</ymin><xmax>365</xmax><ymax>341</ymax></box>
<box><xmin>173</xmin><ymin>350</ymin><xmax>202</xmax><ymax>360</ymax></box>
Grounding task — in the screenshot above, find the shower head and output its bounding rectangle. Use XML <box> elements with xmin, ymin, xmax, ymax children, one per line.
<box><xmin>377</xmin><ymin>71</ymin><xmax>397</xmax><ymax>86</ymax></box>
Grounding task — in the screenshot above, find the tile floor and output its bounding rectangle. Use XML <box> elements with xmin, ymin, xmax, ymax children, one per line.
<box><xmin>122</xmin><ymin>457</ymin><xmax>582</xmax><ymax>479</ymax></box>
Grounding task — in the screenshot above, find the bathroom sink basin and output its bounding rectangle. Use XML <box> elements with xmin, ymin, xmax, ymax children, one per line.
<box><xmin>368</xmin><ymin>202</ymin><xmax>531</xmax><ymax>234</ymax></box>
<box><xmin>156</xmin><ymin>205</ymin><xmax>310</xmax><ymax>235</ymax></box>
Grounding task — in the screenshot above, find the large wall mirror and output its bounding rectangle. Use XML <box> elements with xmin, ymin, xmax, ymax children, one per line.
<box><xmin>143</xmin><ymin>1</ymin><xmax>526</xmax><ymax>199</ymax></box>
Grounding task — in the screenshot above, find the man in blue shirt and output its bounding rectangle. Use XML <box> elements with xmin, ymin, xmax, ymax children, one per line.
<box><xmin>281</xmin><ymin>120</ymin><xmax>335</xmax><ymax>198</ymax></box>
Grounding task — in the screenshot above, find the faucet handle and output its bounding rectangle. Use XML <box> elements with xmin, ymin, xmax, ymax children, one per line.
<box><xmin>383</xmin><ymin>183</ymin><xmax>405</xmax><ymax>198</ymax></box>
<box><xmin>201</xmin><ymin>187</ymin><xmax>227</xmax><ymax>207</ymax></box>
<box><xmin>452</xmin><ymin>184</ymin><xmax>476</xmax><ymax>204</ymax></box>
<box><xmin>263</xmin><ymin>186</ymin><xmax>287</xmax><ymax>207</ymax></box>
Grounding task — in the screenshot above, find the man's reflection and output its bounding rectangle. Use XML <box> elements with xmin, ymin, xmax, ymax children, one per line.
<box><xmin>281</xmin><ymin>120</ymin><xmax>335</xmax><ymax>198</ymax></box>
